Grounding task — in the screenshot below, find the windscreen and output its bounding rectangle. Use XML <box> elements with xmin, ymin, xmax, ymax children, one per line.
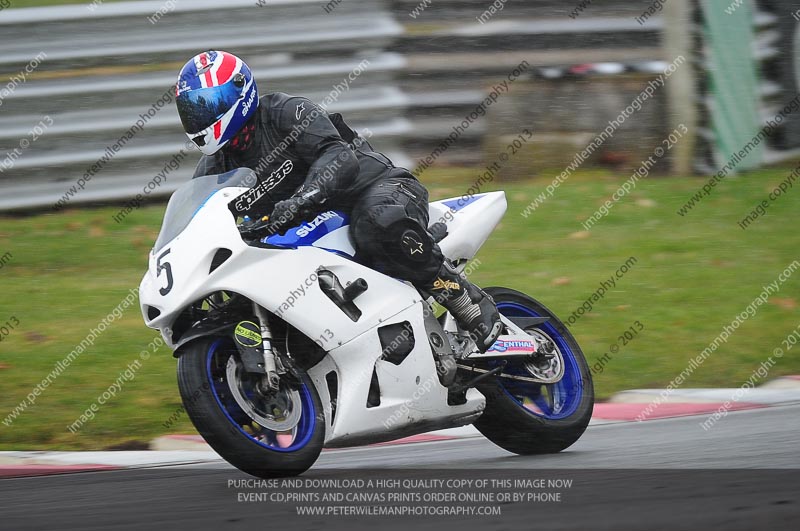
<box><xmin>154</xmin><ymin>168</ymin><xmax>255</xmax><ymax>251</ymax></box>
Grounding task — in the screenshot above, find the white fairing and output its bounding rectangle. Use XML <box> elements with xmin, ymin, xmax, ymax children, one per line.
<box><xmin>429</xmin><ymin>192</ymin><xmax>507</xmax><ymax>269</ymax></box>
<box><xmin>140</xmin><ymin>177</ymin><xmax>504</xmax><ymax>446</ymax></box>
<box><xmin>310</xmin><ymin>225</ymin><xmax>356</xmax><ymax>257</ymax></box>
<box><xmin>307</xmin><ymin>303</ymin><xmax>485</xmax><ymax>447</ymax></box>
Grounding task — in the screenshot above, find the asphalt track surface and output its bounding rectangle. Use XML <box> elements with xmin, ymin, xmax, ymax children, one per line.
<box><xmin>2</xmin><ymin>405</ymin><xmax>798</xmax><ymax>531</ymax></box>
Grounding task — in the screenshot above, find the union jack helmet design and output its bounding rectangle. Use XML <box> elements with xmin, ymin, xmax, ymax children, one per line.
<box><xmin>175</xmin><ymin>51</ymin><xmax>259</xmax><ymax>155</ymax></box>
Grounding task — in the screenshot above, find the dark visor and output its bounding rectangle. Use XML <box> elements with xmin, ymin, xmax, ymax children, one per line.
<box><xmin>176</xmin><ymin>80</ymin><xmax>244</xmax><ymax>134</ymax></box>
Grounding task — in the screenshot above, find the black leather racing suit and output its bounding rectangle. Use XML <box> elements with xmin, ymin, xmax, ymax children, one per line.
<box><xmin>192</xmin><ymin>92</ymin><xmax>443</xmax><ymax>285</ymax></box>
<box><xmin>192</xmin><ymin>92</ymin><xmax>501</xmax><ymax>351</ymax></box>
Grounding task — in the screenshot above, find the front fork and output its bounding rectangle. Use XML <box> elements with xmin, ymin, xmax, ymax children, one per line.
<box><xmin>253</xmin><ymin>303</ymin><xmax>281</xmax><ymax>392</ymax></box>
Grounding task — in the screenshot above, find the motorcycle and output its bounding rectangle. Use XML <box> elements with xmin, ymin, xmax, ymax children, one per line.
<box><xmin>139</xmin><ymin>168</ymin><xmax>593</xmax><ymax>477</ymax></box>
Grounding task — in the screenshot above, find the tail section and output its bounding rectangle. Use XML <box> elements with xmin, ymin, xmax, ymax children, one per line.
<box><xmin>428</xmin><ymin>191</ymin><xmax>507</xmax><ymax>266</ymax></box>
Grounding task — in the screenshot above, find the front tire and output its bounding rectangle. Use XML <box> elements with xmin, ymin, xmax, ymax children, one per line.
<box><xmin>474</xmin><ymin>287</ymin><xmax>594</xmax><ymax>455</ymax></box>
<box><xmin>177</xmin><ymin>337</ymin><xmax>324</xmax><ymax>477</ymax></box>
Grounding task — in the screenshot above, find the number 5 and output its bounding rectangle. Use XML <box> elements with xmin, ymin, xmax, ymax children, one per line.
<box><xmin>157</xmin><ymin>249</ymin><xmax>174</xmax><ymax>296</ymax></box>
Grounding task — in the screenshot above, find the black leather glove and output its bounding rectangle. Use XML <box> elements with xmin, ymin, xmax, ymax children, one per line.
<box><xmin>266</xmin><ymin>189</ymin><xmax>323</xmax><ymax>235</ymax></box>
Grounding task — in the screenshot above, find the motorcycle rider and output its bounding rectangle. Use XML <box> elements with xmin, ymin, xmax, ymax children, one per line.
<box><xmin>175</xmin><ymin>50</ymin><xmax>501</xmax><ymax>352</ymax></box>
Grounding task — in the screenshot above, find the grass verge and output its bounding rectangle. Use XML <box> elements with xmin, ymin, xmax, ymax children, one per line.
<box><xmin>0</xmin><ymin>167</ymin><xmax>798</xmax><ymax>449</ymax></box>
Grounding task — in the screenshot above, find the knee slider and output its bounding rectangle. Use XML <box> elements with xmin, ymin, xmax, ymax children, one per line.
<box><xmin>395</xmin><ymin>223</ymin><xmax>434</xmax><ymax>265</ymax></box>
<box><xmin>365</xmin><ymin>220</ymin><xmax>433</xmax><ymax>268</ymax></box>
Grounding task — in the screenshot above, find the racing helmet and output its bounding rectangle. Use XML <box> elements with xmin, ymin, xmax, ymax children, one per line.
<box><xmin>175</xmin><ymin>51</ymin><xmax>259</xmax><ymax>155</ymax></box>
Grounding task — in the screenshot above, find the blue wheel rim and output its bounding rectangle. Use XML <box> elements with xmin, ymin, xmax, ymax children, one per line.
<box><xmin>205</xmin><ymin>339</ymin><xmax>316</xmax><ymax>452</ymax></box>
<box><xmin>494</xmin><ymin>301</ymin><xmax>584</xmax><ymax>420</ymax></box>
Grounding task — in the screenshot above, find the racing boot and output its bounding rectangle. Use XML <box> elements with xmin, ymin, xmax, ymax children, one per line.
<box><xmin>427</xmin><ymin>261</ymin><xmax>502</xmax><ymax>352</ymax></box>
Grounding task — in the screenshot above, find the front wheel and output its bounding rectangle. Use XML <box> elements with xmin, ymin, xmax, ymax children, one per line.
<box><xmin>474</xmin><ymin>287</ymin><xmax>594</xmax><ymax>454</ymax></box>
<box><xmin>177</xmin><ymin>337</ymin><xmax>324</xmax><ymax>478</ymax></box>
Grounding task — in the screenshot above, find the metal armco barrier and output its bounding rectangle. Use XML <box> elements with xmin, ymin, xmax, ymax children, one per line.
<box><xmin>0</xmin><ymin>0</ymin><xmax>406</xmax><ymax>212</ymax></box>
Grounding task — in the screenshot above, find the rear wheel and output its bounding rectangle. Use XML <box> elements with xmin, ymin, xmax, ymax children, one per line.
<box><xmin>474</xmin><ymin>287</ymin><xmax>593</xmax><ymax>454</ymax></box>
<box><xmin>177</xmin><ymin>337</ymin><xmax>324</xmax><ymax>477</ymax></box>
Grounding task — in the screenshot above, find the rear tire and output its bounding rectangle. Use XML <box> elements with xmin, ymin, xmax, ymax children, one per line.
<box><xmin>177</xmin><ymin>337</ymin><xmax>324</xmax><ymax>477</ymax></box>
<box><xmin>474</xmin><ymin>287</ymin><xmax>593</xmax><ymax>454</ymax></box>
